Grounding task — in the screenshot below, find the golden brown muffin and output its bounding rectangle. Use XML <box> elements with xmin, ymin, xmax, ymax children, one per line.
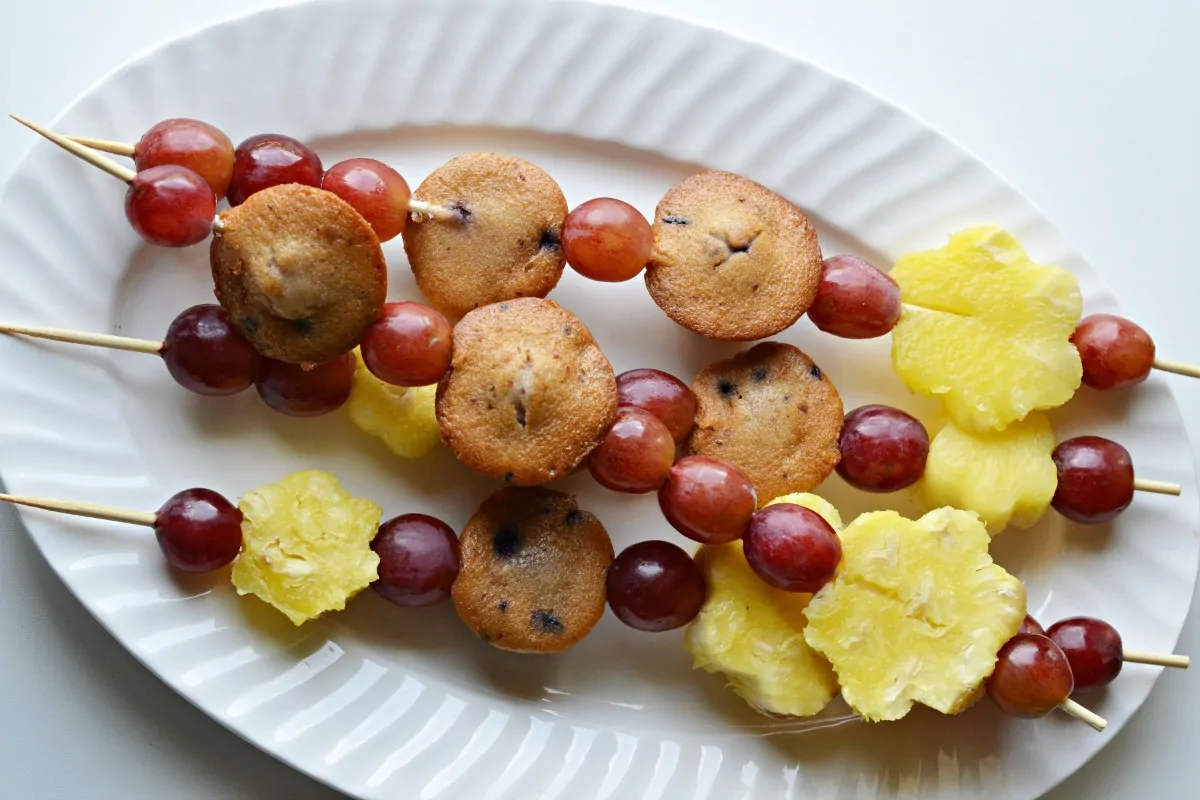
<box><xmin>210</xmin><ymin>184</ymin><xmax>386</xmax><ymax>365</ymax></box>
<box><xmin>645</xmin><ymin>171</ymin><xmax>823</xmax><ymax>341</ymax></box>
<box><xmin>436</xmin><ymin>297</ymin><xmax>617</xmax><ymax>485</ymax></box>
<box><xmin>402</xmin><ymin>152</ymin><xmax>568</xmax><ymax>319</ymax></box>
<box><xmin>689</xmin><ymin>342</ymin><xmax>843</xmax><ymax>504</ymax></box>
<box><xmin>452</xmin><ymin>487</ymin><xmax>613</xmax><ymax>653</ymax></box>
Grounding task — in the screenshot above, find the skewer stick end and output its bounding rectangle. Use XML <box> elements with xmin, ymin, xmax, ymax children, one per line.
<box><xmin>1122</xmin><ymin>650</ymin><xmax>1190</xmax><ymax>669</ymax></box>
<box><xmin>407</xmin><ymin>198</ymin><xmax>459</xmax><ymax>223</ymax></box>
<box><xmin>1133</xmin><ymin>478</ymin><xmax>1182</xmax><ymax>496</ymax></box>
<box><xmin>1153</xmin><ymin>357</ymin><xmax>1200</xmax><ymax>380</ymax></box>
<box><xmin>0</xmin><ymin>492</ymin><xmax>157</xmax><ymax>527</ymax></box>
<box><xmin>1059</xmin><ymin>698</ymin><xmax>1107</xmax><ymax>731</ymax></box>
<box><xmin>10</xmin><ymin>114</ymin><xmax>137</xmax><ymax>183</ymax></box>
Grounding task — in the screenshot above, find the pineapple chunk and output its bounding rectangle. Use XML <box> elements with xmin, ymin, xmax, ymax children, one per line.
<box><xmin>232</xmin><ymin>469</ymin><xmax>382</xmax><ymax>625</ymax></box>
<box><xmin>803</xmin><ymin>508</ymin><xmax>1025</xmax><ymax>721</ymax></box>
<box><xmin>890</xmin><ymin>226</ymin><xmax>1082</xmax><ymax>432</ymax></box>
<box><xmin>347</xmin><ymin>349</ymin><xmax>440</xmax><ymax>460</ymax></box>
<box><xmin>685</xmin><ymin>492</ymin><xmax>840</xmax><ymax>717</ymax></box>
<box><xmin>918</xmin><ymin>413</ymin><xmax>1057</xmax><ymax>535</ymax></box>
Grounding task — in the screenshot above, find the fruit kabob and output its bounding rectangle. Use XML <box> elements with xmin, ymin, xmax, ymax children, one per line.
<box><xmin>20</xmin><ymin>115</ymin><xmax>457</xmax><ymax>245</ymax></box>
<box><xmin>1</xmin><ymin>299</ymin><xmax>451</xmax><ymax>415</ymax></box>
<box><xmin>830</xmin><ymin>403</ymin><xmax>1180</xmax><ymax>527</ymax></box>
<box><xmin>0</xmin><ymin>470</ymin><xmax>461</xmax><ymax>619</ymax></box>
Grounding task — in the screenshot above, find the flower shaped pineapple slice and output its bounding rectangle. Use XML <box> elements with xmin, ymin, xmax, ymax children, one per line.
<box><xmin>803</xmin><ymin>507</ymin><xmax>1025</xmax><ymax>722</ymax></box>
<box><xmin>232</xmin><ymin>469</ymin><xmax>382</xmax><ymax>625</ymax></box>
<box><xmin>918</xmin><ymin>412</ymin><xmax>1058</xmax><ymax>535</ymax></box>
<box><xmin>685</xmin><ymin>492</ymin><xmax>841</xmax><ymax>718</ymax></box>
<box><xmin>890</xmin><ymin>226</ymin><xmax>1082</xmax><ymax>432</ymax></box>
<box><xmin>347</xmin><ymin>348</ymin><xmax>441</xmax><ymax>459</ymax></box>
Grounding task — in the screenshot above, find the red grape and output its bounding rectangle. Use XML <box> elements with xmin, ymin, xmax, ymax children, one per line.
<box><xmin>255</xmin><ymin>353</ymin><xmax>355</xmax><ymax>416</ymax></box>
<box><xmin>134</xmin><ymin>118</ymin><xmax>235</xmax><ymax>199</ymax></box>
<box><xmin>1018</xmin><ymin>614</ymin><xmax>1046</xmax><ymax>637</ymax></box>
<box><xmin>743</xmin><ymin>503</ymin><xmax>841</xmax><ymax>592</ymax></box>
<box><xmin>658</xmin><ymin>455</ymin><xmax>757</xmax><ymax>544</ymax></box>
<box><xmin>124</xmin><ymin>165</ymin><xmax>216</xmax><ymax>247</ymax></box>
<box><xmin>154</xmin><ymin>488</ymin><xmax>243</xmax><ymax>572</ymax></box>
<box><xmin>1051</xmin><ymin>436</ymin><xmax>1134</xmax><ymax>524</ymax></box>
<box><xmin>1072</xmin><ymin>314</ymin><xmax>1155</xmax><ymax>391</ymax></box>
<box><xmin>321</xmin><ymin>157</ymin><xmax>412</xmax><ymax>242</ymax></box>
<box><xmin>616</xmin><ymin>368</ymin><xmax>696</xmax><ymax>444</ymax></box>
<box><xmin>227</xmin><ymin>133</ymin><xmax>322</xmax><ymax>206</ymax></box>
<box><xmin>986</xmin><ymin>633</ymin><xmax>1074</xmax><ymax>718</ymax></box>
<box><xmin>161</xmin><ymin>304</ymin><xmax>261</xmax><ymax>396</ymax></box>
<box><xmin>359</xmin><ymin>301</ymin><xmax>453</xmax><ymax>387</ymax></box>
<box><xmin>808</xmin><ymin>255</ymin><xmax>902</xmax><ymax>339</ymax></box>
<box><xmin>371</xmin><ymin>514</ymin><xmax>460</xmax><ymax>607</ymax></box>
<box><xmin>587</xmin><ymin>408</ymin><xmax>676</xmax><ymax>493</ymax></box>
<box><xmin>836</xmin><ymin>405</ymin><xmax>929</xmax><ymax>492</ymax></box>
<box><xmin>1046</xmin><ymin>617</ymin><xmax>1124</xmax><ymax>694</ymax></box>
<box><xmin>562</xmin><ymin>198</ymin><xmax>653</xmax><ymax>282</ymax></box>
<box><xmin>606</xmin><ymin>540</ymin><xmax>706</xmax><ymax>631</ymax></box>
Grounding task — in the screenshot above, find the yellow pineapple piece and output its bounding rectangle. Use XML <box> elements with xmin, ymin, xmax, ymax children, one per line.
<box><xmin>890</xmin><ymin>226</ymin><xmax>1082</xmax><ymax>432</ymax></box>
<box><xmin>232</xmin><ymin>469</ymin><xmax>382</xmax><ymax>625</ymax></box>
<box><xmin>685</xmin><ymin>492</ymin><xmax>840</xmax><ymax>717</ymax></box>
<box><xmin>918</xmin><ymin>413</ymin><xmax>1057</xmax><ymax>535</ymax></box>
<box><xmin>347</xmin><ymin>349</ymin><xmax>440</xmax><ymax>460</ymax></box>
<box><xmin>803</xmin><ymin>508</ymin><xmax>1025</xmax><ymax>721</ymax></box>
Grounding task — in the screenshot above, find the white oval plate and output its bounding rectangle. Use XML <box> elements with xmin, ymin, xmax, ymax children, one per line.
<box><xmin>0</xmin><ymin>1</ymin><xmax>1195</xmax><ymax>798</ymax></box>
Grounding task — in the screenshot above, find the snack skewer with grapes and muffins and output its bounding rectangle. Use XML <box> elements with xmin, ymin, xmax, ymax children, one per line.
<box><xmin>2</xmin><ymin>113</ymin><xmax>1192</xmax><ymax>741</ymax></box>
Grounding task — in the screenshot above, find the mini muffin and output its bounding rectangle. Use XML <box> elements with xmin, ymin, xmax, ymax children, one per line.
<box><xmin>645</xmin><ymin>171</ymin><xmax>823</xmax><ymax>341</ymax></box>
<box><xmin>211</xmin><ymin>184</ymin><xmax>386</xmax><ymax>364</ymax></box>
<box><xmin>689</xmin><ymin>342</ymin><xmax>843</xmax><ymax>504</ymax></box>
<box><xmin>436</xmin><ymin>297</ymin><xmax>617</xmax><ymax>485</ymax></box>
<box><xmin>403</xmin><ymin>153</ymin><xmax>568</xmax><ymax>319</ymax></box>
<box><xmin>452</xmin><ymin>487</ymin><xmax>614</xmax><ymax>653</ymax></box>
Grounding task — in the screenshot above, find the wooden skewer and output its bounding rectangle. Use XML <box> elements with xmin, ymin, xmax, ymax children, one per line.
<box><xmin>10</xmin><ymin>115</ymin><xmax>136</xmax><ymax>183</ymax></box>
<box><xmin>1133</xmin><ymin>478</ymin><xmax>1181</xmax><ymax>496</ymax></box>
<box><xmin>1058</xmin><ymin>698</ymin><xmax>1107</xmax><ymax>732</ymax></box>
<box><xmin>407</xmin><ymin>198</ymin><xmax>458</xmax><ymax>222</ymax></box>
<box><xmin>1123</xmin><ymin>650</ymin><xmax>1191</xmax><ymax>669</ymax></box>
<box><xmin>1153</xmin><ymin>358</ymin><xmax>1200</xmax><ymax>379</ymax></box>
<box><xmin>0</xmin><ymin>492</ymin><xmax>156</xmax><ymax>527</ymax></box>
<box><xmin>64</xmin><ymin>135</ymin><xmax>136</xmax><ymax>157</ymax></box>
<box><xmin>0</xmin><ymin>322</ymin><xmax>162</xmax><ymax>354</ymax></box>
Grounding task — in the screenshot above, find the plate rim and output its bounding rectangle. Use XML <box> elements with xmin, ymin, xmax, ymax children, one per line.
<box><xmin>1</xmin><ymin>1</ymin><xmax>1196</xmax><ymax>798</ymax></box>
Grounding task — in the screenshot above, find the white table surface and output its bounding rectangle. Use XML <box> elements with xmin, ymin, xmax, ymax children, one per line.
<box><xmin>1</xmin><ymin>1</ymin><xmax>1198</xmax><ymax>797</ymax></box>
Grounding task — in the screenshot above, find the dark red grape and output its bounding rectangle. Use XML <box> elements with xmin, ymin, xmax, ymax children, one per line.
<box><xmin>616</xmin><ymin>368</ymin><xmax>696</xmax><ymax>443</ymax></box>
<box><xmin>1051</xmin><ymin>436</ymin><xmax>1134</xmax><ymax>524</ymax></box>
<box><xmin>1019</xmin><ymin>614</ymin><xmax>1046</xmax><ymax>637</ymax></box>
<box><xmin>658</xmin><ymin>455</ymin><xmax>756</xmax><ymax>544</ymax></box>
<box><xmin>371</xmin><ymin>514</ymin><xmax>460</xmax><ymax>607</ymax></box>
<box><xmin>562</xmin><ymin>198</ymin><xmax>653</xmax><ymax>282</ymax></box>
<box><xmin>588</xmin><ymin>408</ymin><xmax>676</xmax><ymax>493</ymax></box>
<box><xmin>161</xmin><ymin>304</ymin><xmax>261</xmax><ymax>396</ymax></box>
<box><xmin>359</xmin><ymin>301</ymin><xmax>452</xmax><ymax>387</ymax></box>
<box><xmin>154</xmin><ymin>488</ymin><xmax>243</xmax><ymax>572</ymax></box>
<box><xmin>134</xmin><ymin>118</ymin><xmax>234</xmax><ymax>199</ymax></box>
<box><xmin>255</xmin><ymin>353</ymin><xmax>355</xmax><ymax>416</ymax></box>
<box><xmin>321</xmin><ymin>157</ymin><xmax>411</xmax><ymax>242</ymax></box>
<box><xmin>1046</xmin><ymin>617</ymin><xmax>1124</xmax><ymax>694</ymax></box>
<box><xmin>743</xmin><ymin>503</ymin><xmax>841</xmax><ymax>592</ymax></box>
<box><xmin>606</xmin><ymin>540</ymin><xmax>706</xmax><ymax>631</ymax></box>
<box><xmin>808</xmin><ymin>255</ymin><xmax>901</xmax><ymax>339</ymax></box>
<box><xmin>1072</xmin><ymin>314</ymin><xmax>1155</xmax><ymax>391</ymax></box>
<box><xmin>836</xmin><ymin>405</ymin><xmax>929</xmax><ymax>492</ymax></box>
<box><xmin>986</xmin><ymin>633</ymin><xmax>1074</xmax><ymax>718</ymax></box>
<box><xmin>124</xmin><ymin>165</ymin><xmax>216</xmax><ymax>247</ymax></box>
<box><xmin>227</xmin><ymin>133</ymin><xmax>322</xmax><ymax>206</ymax></box>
